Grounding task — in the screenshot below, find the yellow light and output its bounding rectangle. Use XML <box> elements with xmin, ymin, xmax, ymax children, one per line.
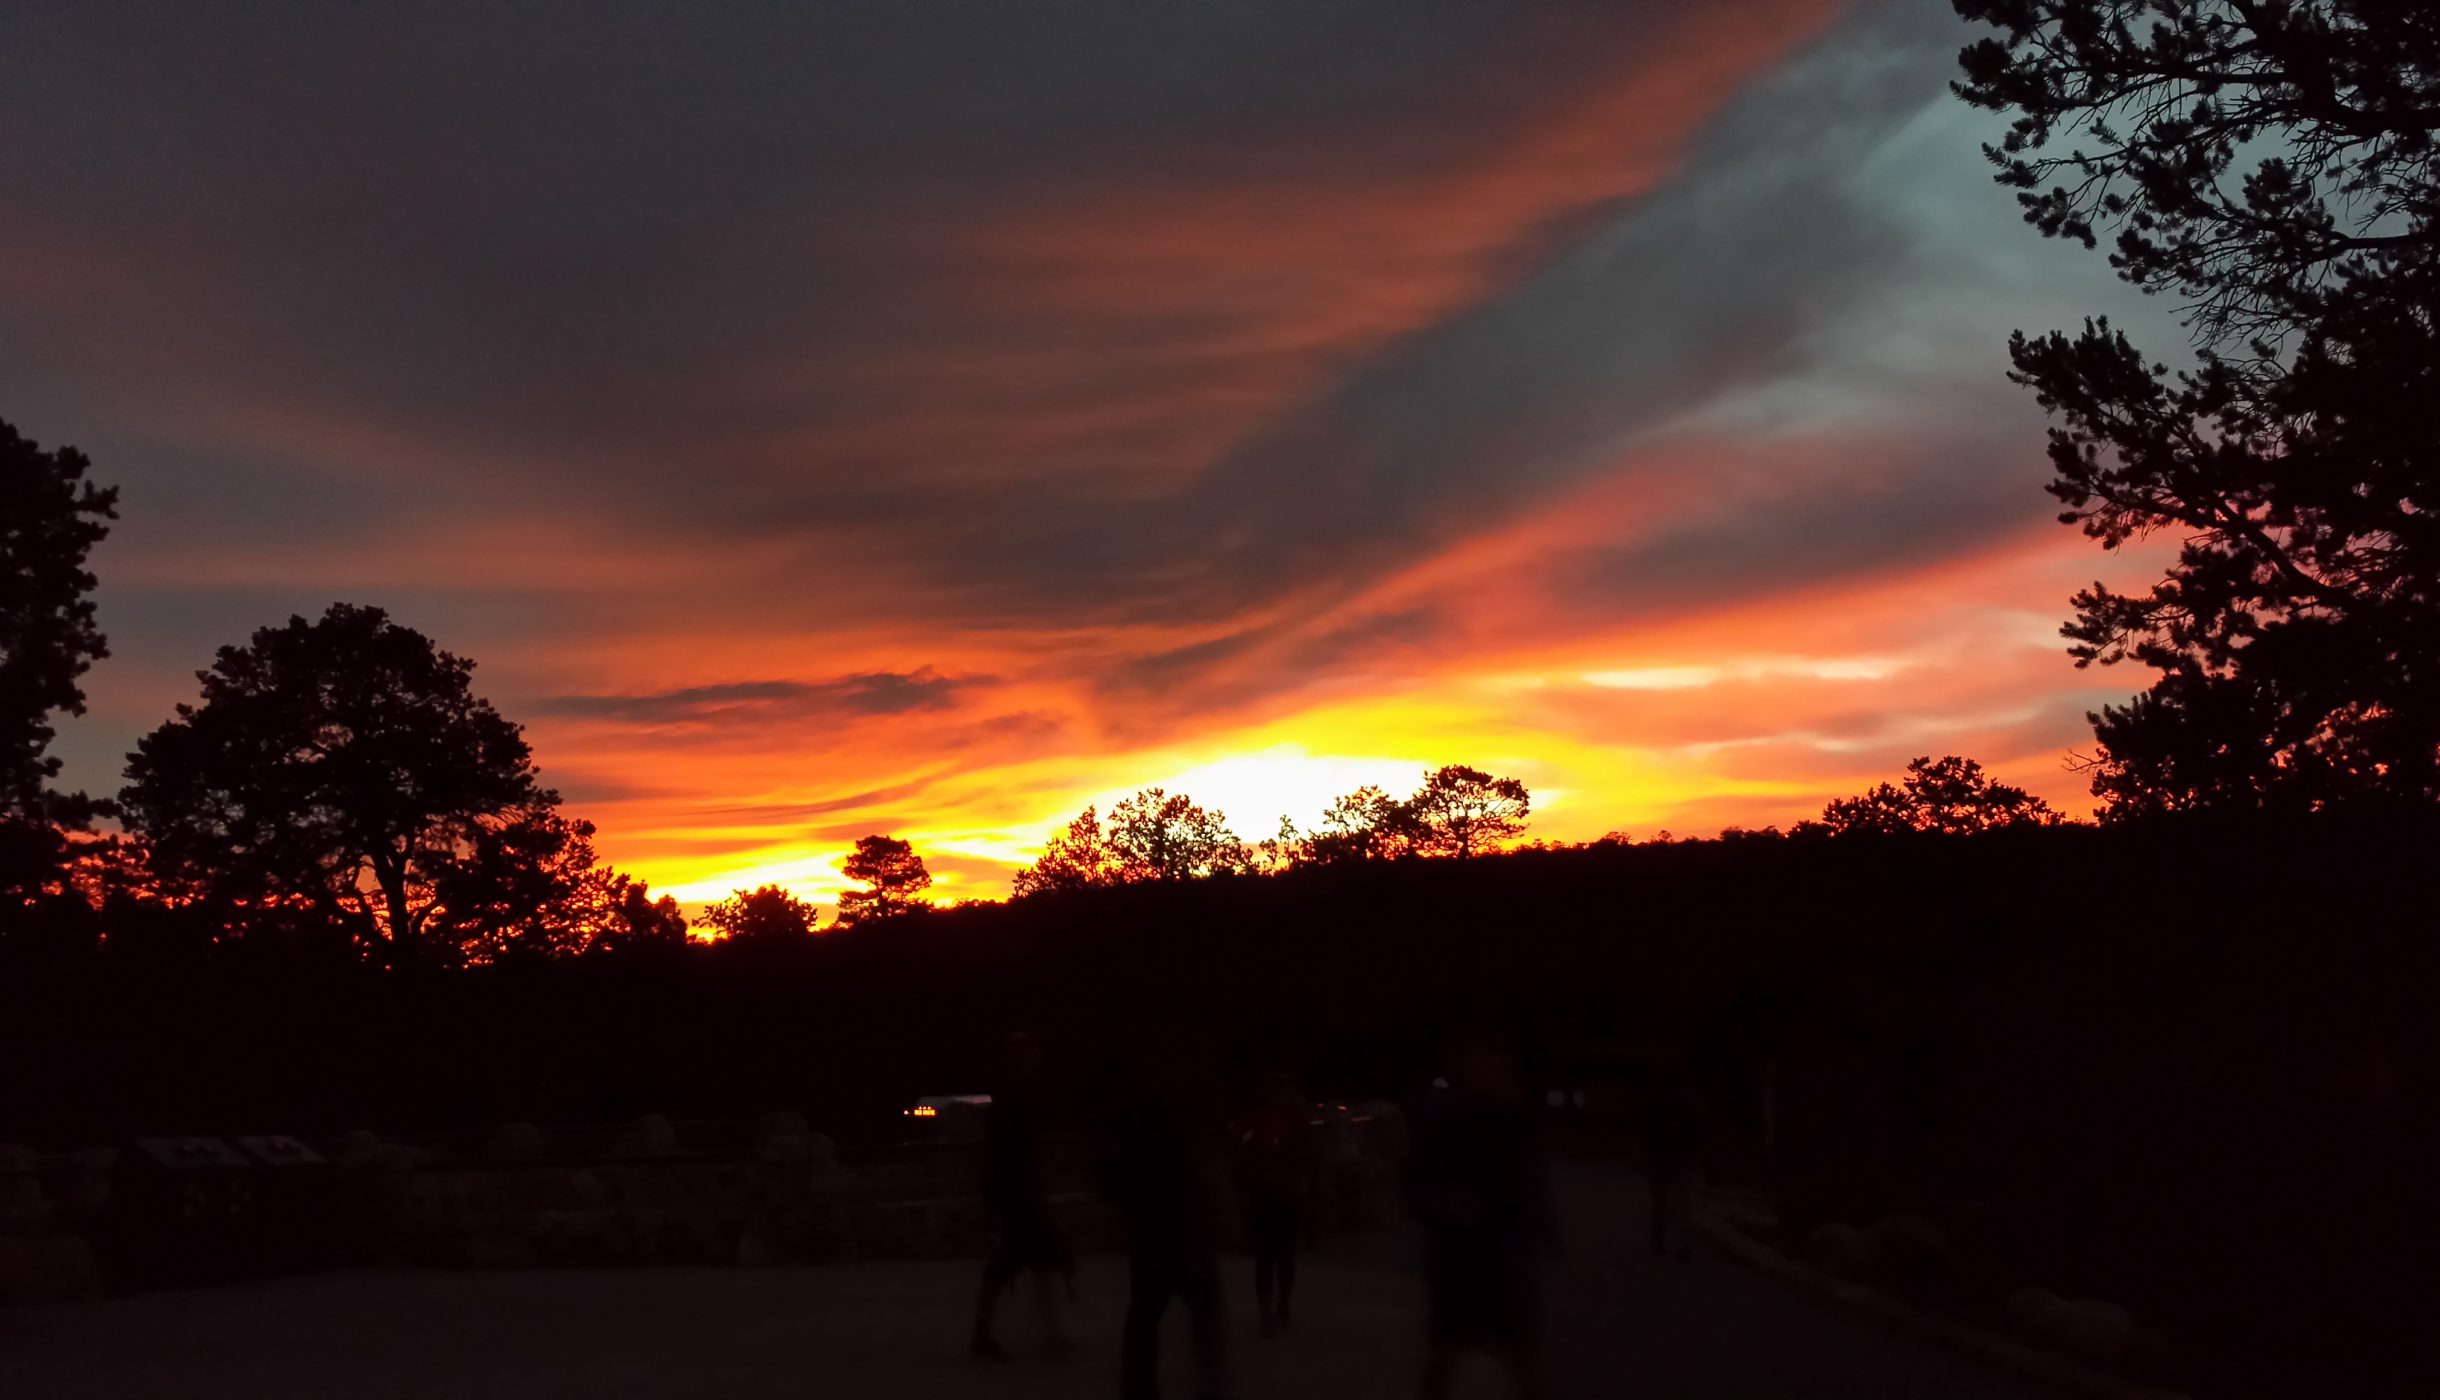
<box><xmin>908</xmin><ymin>1105</ymin><xmax>937</xmax><ymax>1118</ymax></box>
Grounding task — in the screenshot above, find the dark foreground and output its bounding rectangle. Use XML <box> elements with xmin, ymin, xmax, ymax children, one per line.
<box><xmin>2</xmin><ymin>1164</ymin><xmax>2062</xmax><ymax>1400</ymax></box>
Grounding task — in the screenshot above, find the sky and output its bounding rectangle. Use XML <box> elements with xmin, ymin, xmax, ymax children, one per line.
<box><xmin>2</xmin><ymin>0</ymin><xmax>2188</xmax><ymax>907</ymax></box>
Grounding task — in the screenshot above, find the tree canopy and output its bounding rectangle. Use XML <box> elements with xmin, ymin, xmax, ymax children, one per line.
<box><xmin>1402</xmin><ymin>764</ymin><xmax>1532</xmax><ymax>858</ymax></box>
<box><xmin>1015</xmin><ymin>765</ymin><xmax>1535</xmax><ymax>893</ymax></box>
<box><xmin>117</xmin><ymin>603</ymin><xmax>653</xmax><ymax>964</ymax></box>
<box><xmin>1808</xmin><ymin>755</ymin><xmax>2063</xmax><ymax>837</ymax></box>
<box><xmin>836</xmin><ymin>834</ymin><xmax>932</xmax><ymax>925</ymax></box>
<box><xmin>1955</xmin><ymin>0</ymin><xmax>2440</xmax><ymax>813</ymax></box>
<box><xmin>702</xmin><ymin>884</ymin><xmax>818</xmax><ymax>944</ymax></box>
<box><xmin>1011</xmin><ymin>788</ymin><xmax>1252</xmax><ymax>896</ymax></box>
<box><xmin>433</xmin><ymin>808</ymin><xmax>689</xmax><ymax>961</ymax></box>
<box><xmin>1105</xmin><ymin>787</ymin><xmax>1251</xmax><ymax>881</ymax></box>
<box><xmin>1299</xmin><ymin>785</ymin><xmax>1417</xmax><ymax>865</ymax></box>
<box><xmin>1</xmin><ymin>417</ymin><xmax>117</xmax><ymax>916</ymax></box>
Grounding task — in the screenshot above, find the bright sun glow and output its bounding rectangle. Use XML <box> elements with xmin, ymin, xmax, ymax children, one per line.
<box><xmin>591</xmin><ymin>545</ymin><xmax>2141</xmax><ymax>914</ymax></box>
<box><xmin>1114</xmin><ymin>746</ymin><xmax>1433</xmax><ymax>836</ymax></box>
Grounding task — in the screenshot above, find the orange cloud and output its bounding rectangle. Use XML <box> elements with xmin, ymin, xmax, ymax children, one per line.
<box><xmin>526</xmin><ymin>515</ymin><xmax>2160</xmax><ymax>908</ymax></box>
<box><xmin>23</xmin><ymin>1</ymin><xmax>2165</xmax><ymax>913</ymax></box>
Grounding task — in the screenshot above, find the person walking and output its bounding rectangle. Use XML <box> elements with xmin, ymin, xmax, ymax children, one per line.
<box><xmin>970</xmin><ymin>1032</ymin><xmax>1075</xmax><ymax>1359</ymax></box>
<box><xmin>1233</xmin><ymin>1068</ymin><xmax>1316</xmax><ymax>1337</ymax></box>
<box><xmin>1101</xmin><ymin>1037</ymin><xmax>1229</xmax><ymax>1400</ymax></box>
<box><xmin>1634</xmin><ymin>1064</ymin><xmax>1705</xmax><ymax>1262</ymax></box>
<box><xmin>1406</xmin><ymin>1031</ymin><xmax>1556</xmax><ymax>1400</ymax></box>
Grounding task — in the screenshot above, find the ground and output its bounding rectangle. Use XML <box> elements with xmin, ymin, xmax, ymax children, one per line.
<box><xmin>2</xmin><ymin>1164</ymin><xmax>2064</xmax><ymax>1399</ymax></box>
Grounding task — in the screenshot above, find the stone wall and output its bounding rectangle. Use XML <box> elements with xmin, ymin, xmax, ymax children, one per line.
<box><xmin>0</xmin><ymin>1144</ymin><xmax>109</xmax><ymax>1303</ymax></box>
<box><xmin>1</xmin><ymin>1105</ymin><xmax>1408</xmax><ymax>1300</ymax></box>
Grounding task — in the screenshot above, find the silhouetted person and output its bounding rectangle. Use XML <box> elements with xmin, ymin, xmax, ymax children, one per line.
<box><xmin>1232</xmin><ymin>1067</ymin><xmax>1316</xmax><ymax>1336</ymax></box>
<box><xmin>1100</xmin><ymin>1036</ymin><xmax>1229</xmax><ymax>1400</ymax></box>
<box><xmin>1634</xmin><ymin>1065</ymin><xmax>1705</xmax><ymax>1261</ymax></box>
<box><xmin>1406</xmin><ymin>1032</ymin><xmax>1554</xmax><ymax>1400</ymax></box>
<box><xmin>971</xmin><ymin>1032</ymin><xmax>1074</xmax><ymax>1359</ymax></box>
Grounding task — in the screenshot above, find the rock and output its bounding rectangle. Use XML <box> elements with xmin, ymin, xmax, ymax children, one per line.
<box><xmin>465</xmin><ymin>1232</ymin><xmax>538</xmax><ymax>1269</ymax></box>
<box><xmin>856</xmin><ymin>1198</ymin><xmax>969</xmax><ymax>1259</ymax></box>
<box><xmin>2005</xmin><ymin>1287</ymin><xmax>2137</xmax><ymax>1365</ymax></box>
<box><xmin>0</xmin><ymin>1234</ymin><xmax>102</xmax><ymax>1303</ymax></box>
<box><xmin>663</xmin><ymin>1206</ymin><xmax>726</xmax><ymax>1262</ymax></box>
<box><xmin>758</xmin><ymin>1138</ymin><xmax>807</xmax><ymax>1169</ymax></box>
<box><xmin>1867</xmin><ymin>1211</ymin><xmax>1952</xmax><ymax>1281</ymax></box>
<box><xmin>621</xmin><ymin>1115</ymin><xmax>679</xmax><ymax>1158</ymax></box>
<box><xmin>2007</xmin><ymin>1285</ymin><xmax>2067</xmax><ymax>1336</ymax></box>
<box><xmin>51</xmin><ymin>1150</ymin><xmax>114</xmax><ymax>1226</ymax></box>
<box><xmin>774</xmin><ymin>1200</ymin><xmax>852</xmax><ymax>1261</ymax></box>
<box><xmin>0</xmin><ymin>1144</ymin><xmax>44</xmax><ymax>1232</ymax></box>
<box><xmin>544</xmin><ymin>1209</ymin><xmax>623</xmax><ymax>1264</ymax></box>
<box><xmin>758</xmin><ymin>1111</ymin><xmax>810</xmax><ymax>1142</ymax></box>
<box><xmin>600</xmin><ymin>1212</ymin><xmax>638</xmax><ymax>1263</ymax></box>
<box><xmin>43</xmin><ymin>1236</ymin><xmax>103</xmax><ymax>1298</ymax></box>
<box><xmin>0</xmin><ymin>1178</ymin><xmax>46</xmax><ymax>1231</ymax></box>
<box><xmin>1806</xmin><ymin>1222</ymin><xmax>1884</xmax><ymax>1280</ymax></box>
<box><xmin>2050</xmin><ymin>1298</ymin><xmax>2138</xmax><ymax>1365</ymax></box>
<box><xmin>1355</xmin><ymin>1099</ymin><xmax>1407</xmax><ymax>1159</ymax></box>
<box><xmin>0</xmin><ymin>1236</ymin><xmax>30</xmax><ymax>1300</ymax></box>
<box><xmin>399</xmin><ymin>1176</ymin><xmax>442</xmax><ymax>1222</ymax></box>
<box><xmin>491</xmin><ymin>1122</ymin><xmax>545</xmax><ymax>1161</ymax></box>
<box><xmin>568</xmin><ymin>1168</ymin><xmax>612</xmax><ymax>1208</ymax></box>
<box><xmin>336</xmin><ymin>1132</ymin><xmax>423</xmax><ymax>1175</ymax></box>
<box><xmin>671</xmin><ymin>1164</ymin><xmax>717</xmax><ymax>1202</ymax></box>
<box><xmin>336</xmin><ymin>1130</ymin><xmax>388</xmax><ymax>1163</ymax></box>
<box><xmin>737</xmin><ymin>1227</ymin><xmax>785</xmax><ymax>1267</ymax></box>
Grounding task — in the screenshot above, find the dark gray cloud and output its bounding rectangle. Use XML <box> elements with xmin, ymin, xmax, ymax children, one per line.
<box><xmin>0</xmin><ymin>1</ymin><xmax>1689</xmax><ymax>523</ymax></box>
<box><xmin>4</xmin><ymin>0</ymin><xmax>2174</xmax><ymax>805</ymax></box>
<box><xmin>996</xmin><ymin>1</ymin><xmax>2148</xmax><ymax>723</ymax></box>
<box><xmin>0</xmin><ymin>3</ymin><xmax>1786</xmax><ymax>581</ymax></box>
<box><xmin>1070</xmin><ymin>4</ymin><xmax>2008</xmax><ymax>620</ymax></box>
<box><xmin>539</xmin><ymin>668</ymin><xmax>982</xmax><ymax>725</ymax></box>
<box><xmin>679</xmin><ymin>778</ymin><xmax>949</xmax><ymax>829</ymax></box>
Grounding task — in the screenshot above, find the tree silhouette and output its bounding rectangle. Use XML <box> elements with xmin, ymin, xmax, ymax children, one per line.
<box><xmin>1012</xmin><ymin>805</ymin><xmax>1119</xmax><ymax>897</ymax></box>
<box><xmin>430</xmin><ymin>807</ymin><xmax>687</xmax><ymax>960</ymax></box>
<box><xmin>1012</xmin><ymin>789</ymin><xmax>1250</xmax><ymax>894</ymax></box>
<box><xmin>1300</xmin><ymin>784</ymin><xmax>1417</xmax><ymax>865</ymax></box>
<box><xmin>119</xmin><ymin>604</ymin><xmax>563</xmax><ymax>963</ymax></box>
<box><xmin>1</xmin><ymin>417</ymin><xmax>117</xmax><ymax>916</ymax></box>
<box><xmin>1251</xmin><ymin>815</ymin><xmax>1304</xmax><ymax>875</ymax></box>
<box><xmin>1106</xmin><ymin>786</ymin><xmax>1251</xmax><ymax>881</ymax></box>
<box><xmin>702</xmin><ymin>884</ymin><xmax>818</xmax><ymax>944</ymax></box>
<box><xmin>1956</xmin><ymin>1</ymin><xmax>2440</xmax><ymax>812</ymax></box>
<box><xmin>1811</xmin><ymin>783</ymin><xmax>1918</xmax><ymax>839</ymax></box>
<box><xmin>836</xmin><ymin>834</ymin><xmax>932</xmax><ymax>925</ymax></box>
<box><xmin>589</xmin><ymin>875</ymin><xmax>691</xmax><ymax>953</ymax></box>
<box><xmin>1401</xmin><ymin>765</ymin><xmax>1531</xmax><ymax>858</ymax></box>
<box><xmin>1811</xmin><ymin>755</ymin><xmax>2061</xmax><ymax>837</ymax></box>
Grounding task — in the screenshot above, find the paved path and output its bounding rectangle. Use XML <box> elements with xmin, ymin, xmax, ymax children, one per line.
<box><xmin>2</xmin><ymin>1164</ymin><xmax>2065</xmax><ymax>1399</ymax></box>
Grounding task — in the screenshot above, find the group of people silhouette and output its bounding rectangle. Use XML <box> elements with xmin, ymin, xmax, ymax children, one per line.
<box><xmin>960</xmin><ymin>1029</ymin><xmax>1704</xmax><ymax>1400</ymax></box>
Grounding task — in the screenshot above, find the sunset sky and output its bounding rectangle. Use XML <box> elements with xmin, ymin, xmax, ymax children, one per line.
<box><xmin>2</xmin><ymin>0</ymin><xmax>2187</xmax><ymax>906</ymax></box>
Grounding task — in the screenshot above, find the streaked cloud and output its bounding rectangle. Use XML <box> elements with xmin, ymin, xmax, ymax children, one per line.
<box><xmin>1</xmin><ymin>0</ymin><xmax>2183</xmax><ymax>905</ymax></box>
<box><xmin>537</xmin><ymin>670</ymin><xmax>985</xmax><ymax>726</ymax></box>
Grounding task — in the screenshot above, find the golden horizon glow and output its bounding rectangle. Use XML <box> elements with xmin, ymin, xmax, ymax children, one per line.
<box><xmin>583</xmin><ymin>526</ymin><xmax>2167</xmax><ymax>914</ymax></box>
<box><xmin>21</xmin><ymin>1</ymin><xmax>2185</xmax><ymax>920</ymax></box>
